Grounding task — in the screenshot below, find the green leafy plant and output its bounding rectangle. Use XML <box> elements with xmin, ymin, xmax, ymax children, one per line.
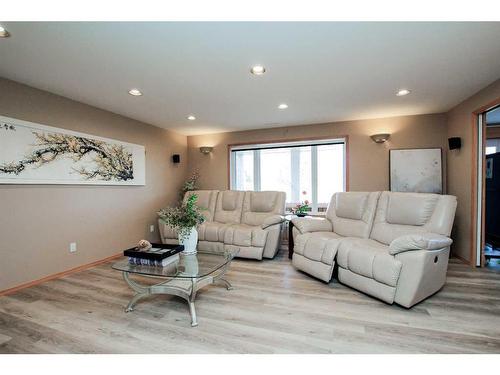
<box><xmin>158</xmin><ymin>194</ymin><xmax>206</xmax><ymax>241</ymax></box>
<box><xmin>181</xmin><ymin>171</ymin><xmax>200</xmax><ymax>195</ymax></box>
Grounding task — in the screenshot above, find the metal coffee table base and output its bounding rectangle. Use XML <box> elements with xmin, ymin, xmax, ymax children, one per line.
<box><xmin>121</xmin><ymin>267</ymin><xmax>233</xmax><ymax>327</ymax></box>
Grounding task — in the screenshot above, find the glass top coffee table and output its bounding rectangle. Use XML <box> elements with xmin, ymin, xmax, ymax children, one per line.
<box><xmin>112</xmin><ymin>249</ymin><xmax>238</xmax><ymax>327</ymax></box>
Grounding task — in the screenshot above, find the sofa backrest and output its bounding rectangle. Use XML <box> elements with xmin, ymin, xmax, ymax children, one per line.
<box><xmin>214</xmin><ymin>190</ymin><xmax>245</xmax><ymax>224</ymax></box>
<box><xmin>369</xmin><ymin>191</ymin><xmax>457</xmax><ymax>245</ymax></box>
<box><xmin>183</xmin><ymin>190</ymin><xmax>219</xmax><ymax>222</ymax></box>
<box><xmin>242</xmin><ymin>191</ymin><xmax>286</xmax><ymax>226</ymax></box>
<box><xmin>326</xmin><ymin>191</ymin><xmax>381</xmax><ymax>238</ymax></box>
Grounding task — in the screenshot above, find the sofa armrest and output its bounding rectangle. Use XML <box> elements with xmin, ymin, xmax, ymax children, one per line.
<box><xmin>261</xmin><ymin>215</ymin><xmax>285</xmax><ymax>229</ymax></box>
<box><xmin>389</xmin><ymin>233</ymin><xmax>453</xmax><ymax>255</ymax></box>
<box><xmin>291</xmin><ymin>217</ymin><xmax>332</xmax><ymax>234</ymax></box>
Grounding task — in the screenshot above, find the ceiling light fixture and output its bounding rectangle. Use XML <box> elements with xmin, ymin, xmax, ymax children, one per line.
<box><xmin>396</xmin><ymin>89</ymin><xmax>411</xmax><ymax>96</ymax></box>
<box><xmin>250</xmin><ymin>65</ymin><xmax>266</xmax><ymax>75</ymax></box>
<box><xmin>278</xmin><ymin>103</ymin><xmax>288</xmax><ymax>110</ymax></box>
<box><xmin>187</xmin><ymin>115</ymin><xmax>196</xmax><ymax>121</ymax></box>
<box><xmin>128</xmin><ymin>88</ymin><xmax>142</xmax><ymax>96</ymax></box>
<box><xmin>0</xmin><ymin>25</ymin><xmax>10</xmax><ymax>38</ymax></box>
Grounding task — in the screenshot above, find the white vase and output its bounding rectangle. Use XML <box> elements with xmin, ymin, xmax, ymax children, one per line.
<box><xmin>179</xmin><ymin>227</ymin><xmax>198</xmax><ymax>254</ymax></box>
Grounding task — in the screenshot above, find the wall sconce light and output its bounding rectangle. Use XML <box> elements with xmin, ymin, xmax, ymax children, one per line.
<box><xmin>199</xmin><ymin>146</ymin><xmax>214</xmax><ymax>154</ymax></box>
<box><xmin>370</xmin><ymin>133</ymin><xmax>391</xmax><ymax>143</ymax></box>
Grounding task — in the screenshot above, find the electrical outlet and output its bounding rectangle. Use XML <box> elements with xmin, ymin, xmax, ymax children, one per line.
<box><xmin>69</xmin><ymin>242</ymin><xmax>77</xmax><ymax>253</ymax></box>
<box><xmin>149</xmin><ymin>225</ymin><xmax>155</xmax><ymax>233</ymax></box>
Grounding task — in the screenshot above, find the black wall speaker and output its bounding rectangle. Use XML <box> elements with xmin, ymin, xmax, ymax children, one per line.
<box><xmin>448</xmin><ymin>137</ymin><xmax>461</xmax><ymax>150</ymax></box>
<box><xmin>172</xmin><ymin>154</ymin><xmax>181</xmax><ymax>163</ymax></box>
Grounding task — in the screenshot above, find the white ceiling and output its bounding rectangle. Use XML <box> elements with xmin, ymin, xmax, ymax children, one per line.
<box><xmin>1</xmin><ymin>22</ymin><xmax>500</xmax><ymax>135</ymax></box>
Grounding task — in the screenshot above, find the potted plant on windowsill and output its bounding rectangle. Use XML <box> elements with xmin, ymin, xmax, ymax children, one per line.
<box><xmin>292</xmin><ymin>202</ymin><xmax>310</xmax><ymax>217</ymax></box>
<box><xmin>158</xmin><ymin>194</ymin><xmax>205</xmax><ymax>254</ymax></box>
<box><xmin>291</xmin><ymin>191</ymin><xmax>311</xmax><ymax>217</ymax></box>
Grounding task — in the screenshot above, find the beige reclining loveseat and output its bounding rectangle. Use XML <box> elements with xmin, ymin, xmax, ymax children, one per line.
<box><xmin>292</xmin><ymin>191</ymin><xmax>457</xmax><ymax>307</ymax></box>
<box><xmin>159</xmin><ymin>190</ymin><xmax>286</xmax><ymax>260</ymax></box>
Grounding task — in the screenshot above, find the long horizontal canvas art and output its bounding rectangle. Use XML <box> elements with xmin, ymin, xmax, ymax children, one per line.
<box><xmin>0</xmin><ymin>115</ymin><xmax>145</xmax><ymax>185</ymax></box>
<box><xmin>390</xmin><ymin>148</ymin><xmax>442</xmax><ymax>194</ymax></box>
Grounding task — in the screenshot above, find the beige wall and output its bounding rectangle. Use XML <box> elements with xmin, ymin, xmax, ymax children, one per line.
<box><xmin>187</xmin><ymin>113</ymin><xmax>448</xmax><ymax>193</ymax></box>
<box><xmin>0</xmin><ymin>78</ymin><xmax>188</xmax><ymax>291</ymax></box>
<box><xmin>3</xmin><ymin>72</ymin><xmax>498</xmax><ymax>291</ymax></box>
<box><xmin>446</xmin><ymin>78</ymin><xmax>500</xmax><ymax>263</ymax></box>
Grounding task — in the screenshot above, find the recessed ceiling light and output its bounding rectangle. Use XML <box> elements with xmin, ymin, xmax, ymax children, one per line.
<box><xmin>278</xmin><ymin>103</ymin><xmax>288</xmax><ymax>110</ymax></box>
<box><xmin>128</xmin><ymin>88</ymin><xmax>142</xmax><ymax>96</ymax></box>
<box><xmin>187</xmin><ymin>115</ymin><xmax>196</xmax><ymax>121</ymax></box>
<box><xmin>0</xmin><ymin>25</ymin><xmax>10</xmax><ymax>38</ymax></box>
<box><xmin>250</xmin><ymin>65</ymin><xmax>266</xmax><ymax>75</ymax></box>
<box><xmin>396</xmin><ymin>89</ymin><xmax>411</xmax><ymax>96</ymax></box>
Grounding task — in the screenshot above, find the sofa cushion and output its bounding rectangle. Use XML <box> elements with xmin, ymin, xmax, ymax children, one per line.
<box><xmin>295</xmin><ymin>232</ymin><xmax>342</xmax><ymax>265</ymax></box>
<box><xmin>335</xmin><ymin>192</ymin><xmax>368</xmax><ymax>220</ymax></box>
<box><xmin>325</xmin><ymin>191</ymin><xmax>381</xmax><ymax>238</ymax></box>
<box><xmin>214</xmin><ymin>190</ymin><xmax>245</xmax><ymax>224</ymax></box>
<box><xmin>197</xmin><ymin>222</ymin><xmax>231</xmax><ymax>242</ymax></box>
<box><xmin>370</xmin><ymin>191</ymin><xmax>457</xmax><ymax>245</ymax></box>
<box><xmin>224</xmin><ymin>224</ymin><xmax>268</xmax><ymax>248</ymax></box>
<box><xmin>337</xmin><ymin>238</ymin><xmax>384</xmax><ymax>268</ymax></box>
<box><xmin>337</xmin><ymin>238</ymin><xmax>402</xmax><ymax>287</ymax></box>
<box><xmin>222</xmin><ymin>190</ymin><xmax>240</xmax><ymax>211</ymax></box>
<box><xmin>386</xmin><ymin>193</ymin><xmax>439</xmax><ymax>226</ymax></box>
<box><xmin>250</xmin><ymin>191</ymin><xmax>278</xmax><ymax>212</ymax></box>
<box><xmin>242</xmin><ymin>191</ymin><xmax>286</xmax><ymax>226</ymax></box>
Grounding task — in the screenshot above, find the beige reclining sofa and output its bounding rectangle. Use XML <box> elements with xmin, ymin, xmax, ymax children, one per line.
<box><xmin>159</xmin><ymin>190</ymin><xmax>286</xmax><ymax>260</ymax></box>
<box><xmin>292</xmin><ymin>191</ymin><xmax>457</xmax><ymax>307</ymax></box>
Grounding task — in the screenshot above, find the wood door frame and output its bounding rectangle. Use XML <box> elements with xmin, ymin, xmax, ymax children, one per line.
<box><xmin>471</xmin><ymin>98</ymin><xmax>500</xmax><ymax>267</ymax></box>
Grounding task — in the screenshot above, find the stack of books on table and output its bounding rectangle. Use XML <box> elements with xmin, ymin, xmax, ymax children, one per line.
<box><xmin>123</xmin><ymin>243</ymin><xmax>184</xmax><ymax>267</ymax></box>
<box><xmin>128</xmin><ymin>254</ymin><xmax>180</xmax><ymax>267</ymax></box>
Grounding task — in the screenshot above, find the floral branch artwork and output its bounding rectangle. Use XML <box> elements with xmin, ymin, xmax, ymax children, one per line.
<box><xmin>0</xmin><ymin>132</ymin><xmax>134</xmax><ymax>181</ymax></box>
<box><xmin>0</xmin><ymin>116</ymin><xmax>145</xmax><ymax>185</ymax></box>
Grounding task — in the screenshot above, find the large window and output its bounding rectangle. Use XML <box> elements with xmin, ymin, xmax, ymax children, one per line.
<box><xmin>230</xmin><ymin>139</ymin><xmax>346</xmax><ymax>213</ymax></box>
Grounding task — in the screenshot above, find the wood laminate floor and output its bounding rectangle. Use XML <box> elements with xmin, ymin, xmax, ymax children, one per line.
<box><xmin>1</xmin><ymin>251</ymin><xmax>500</xmax><ymax>354</ymax></box>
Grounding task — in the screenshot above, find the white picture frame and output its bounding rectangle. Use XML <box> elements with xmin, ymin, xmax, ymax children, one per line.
<box><xmin>0</xmin><ymin>115</ymin><xmax>145</xmax><ymax>185</ymax></box>
<box><xmin>390</xmin><ymin>148</ymin><xmax>442</xmax><ymax>194</ymax></box>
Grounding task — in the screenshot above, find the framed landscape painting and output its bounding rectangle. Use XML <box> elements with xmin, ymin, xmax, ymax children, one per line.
<box><xmin>389</xmin><ymin>148</ymin><xmax>442</xmax><ymax>194</ymax></box>
<box><xmin>0</xmin><ymin>115</ymin><xmax>146</xmax><ymax>185</ymax></box>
